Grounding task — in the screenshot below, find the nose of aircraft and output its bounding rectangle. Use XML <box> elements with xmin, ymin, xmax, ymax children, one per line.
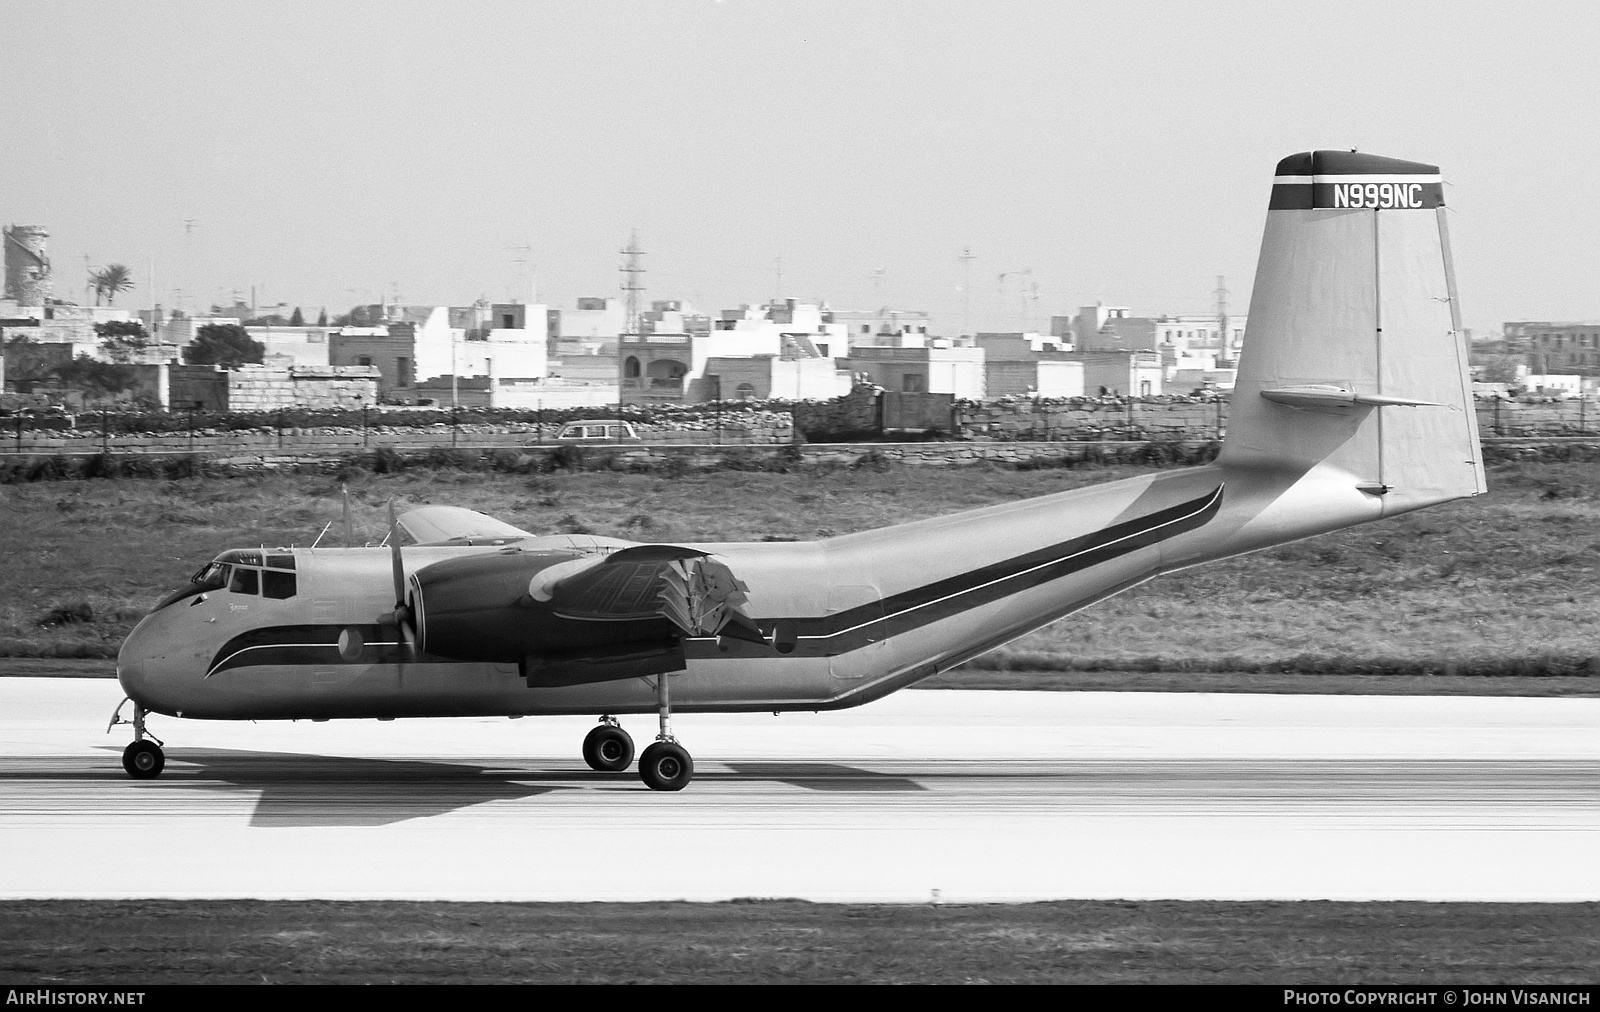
<box><xmin>116</xmin><ymin>616</ymin><xmax>157</xmax><ymax>705</ymax></box>
<box><xmin>116</xmin><ymin>610</ymin><xmax>202</xmax><ymax>716</ymax></box>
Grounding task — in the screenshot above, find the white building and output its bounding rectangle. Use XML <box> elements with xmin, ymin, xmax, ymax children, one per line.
<box><xmin>828</xmin><ymin>307</ymin><xmax>938</xmax><ymax>349</ymax></box>
<box><xmin>621</xmin><ymin>299</ymin><xmax>849</xmax><ymax>403</ymax></box>
<box><xmin>411</xmin><ymin>303</ymin><xmax>550</xmax><ymax>390</ymax></box>
<box><xmin>553</xmin><ymin>297</ymin><xmax>626</xmax><ymax>356</ymax></box>
<box><xmin>150</xmin><ymin>314</ymin><xmax>242</xmax><ymax>347</ymax></box>
<box><xmin>245</xmin><ymin>326</ymin><xmax>333</xmax><ymax>368</ymax></box>
<box><xmin>848</xmin><ymin>346</ymin><xmax>986</xmax><ymax>399</ymax></box>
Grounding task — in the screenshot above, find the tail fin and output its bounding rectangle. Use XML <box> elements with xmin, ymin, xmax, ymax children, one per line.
<box><xmin>1219</xmin><ymin>150</ymin><xmax>1486</xmax><ymax>515</ymax></box>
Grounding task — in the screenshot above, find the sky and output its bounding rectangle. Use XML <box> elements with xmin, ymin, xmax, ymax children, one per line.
<box><xmin>4</xmin><ymin>0</ymin><xmax>1598</xmax><ymax>336</ymax></box>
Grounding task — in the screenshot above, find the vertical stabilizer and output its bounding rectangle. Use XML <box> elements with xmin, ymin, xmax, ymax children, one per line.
<box><xmin>1219</xmin><ymin>151</ymin><xmax>1485</xmax><ymax>515</ymax></box>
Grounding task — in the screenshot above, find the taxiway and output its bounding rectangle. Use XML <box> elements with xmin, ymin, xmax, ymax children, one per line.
<box><xmin>3</xmin><ymin>678</ymin><xmax>1597</xmax><ymax>902</ymax></box>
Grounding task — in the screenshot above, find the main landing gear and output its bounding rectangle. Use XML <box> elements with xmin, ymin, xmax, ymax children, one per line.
<box><xmin>639</xmin><ymin>671</ymin><xmax>693</xmax><ymax>792</ymax></box>
<box><xmin>582</xmin><ymin>717</ymin><xmax>635</xmax><ymax>772</ymax></box>
<box><xmin>582</xmin><ymin>674</ymin><xmax>694</xmax><ymax>791</ymax></box>
<box><xmin>108</xmin><ymin>697</ymin><xmax>165</xmax><ymax>779</ymax></box>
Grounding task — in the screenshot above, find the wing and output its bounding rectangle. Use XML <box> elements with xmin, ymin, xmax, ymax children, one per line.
<box><xmin>396</xmin><ymin>506</ymin><xmax>536</xmax><ymax>546</ymax></box>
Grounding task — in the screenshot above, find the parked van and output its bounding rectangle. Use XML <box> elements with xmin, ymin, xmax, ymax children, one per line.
<box><xmin>552</xmin><ymin>420</ymin><xmax>641</xmax><ymax>443</ymax></box>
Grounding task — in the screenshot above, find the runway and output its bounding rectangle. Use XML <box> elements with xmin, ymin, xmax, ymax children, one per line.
<box><xmin>3</xmin><ymin>678</ymin><xmax>1598</xmax><ymax>902</ymax></box>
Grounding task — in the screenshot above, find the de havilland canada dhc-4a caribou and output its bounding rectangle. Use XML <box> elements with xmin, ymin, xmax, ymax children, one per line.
<box><xmin>110</xmin><ymin>150</ymin><xmax>1485</xmax><ymax>790</ymax></box>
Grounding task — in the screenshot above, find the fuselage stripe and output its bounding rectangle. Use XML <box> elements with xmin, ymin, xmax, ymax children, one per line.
<box><xmin>802</xmin><ymin>483</ymin><xmax>1222</xmax><ymax>643</ymax></box>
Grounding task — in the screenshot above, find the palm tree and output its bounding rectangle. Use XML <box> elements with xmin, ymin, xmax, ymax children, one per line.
<box><xmin>90</xmin><ymin>264</ymin><xmax>134</xmax><ymax>306</ymax></box>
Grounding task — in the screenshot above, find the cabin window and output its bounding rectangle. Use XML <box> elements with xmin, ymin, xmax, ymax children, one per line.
<box><xmin>262</xmin><ymin>570</ymin><xmax>297</xmax><ymax>600</ymax></box>
<box><xmin>266</xmin><ymin>553</ymin><xmax>295</xmax><ymax>570</ymax></box>
<box><xmin>229</xmin><ymin>568</ymin><xmax>259</xmax><ymax>595</ymax></box>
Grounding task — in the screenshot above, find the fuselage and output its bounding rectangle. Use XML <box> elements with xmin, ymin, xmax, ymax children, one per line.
<box><xmin>118</xmin><ymin>457</ymin><xmax>1395</xmax><ymax>723</ymax></box>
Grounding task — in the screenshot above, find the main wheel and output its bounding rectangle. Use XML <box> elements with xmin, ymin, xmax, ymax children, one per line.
<box><xmin>582</xmin><ymin>724</ymin><xmax>635</xmax><ymax>772</ymax></box>
<box><xmin>122</xmin><ymin>740</ymin><xmax>164</xmax><ymax>780</ymax></box>
<box><xmin>638</xmin><ymin>741</ymin><xmax>694</xmax><ymax>792</ymax></box>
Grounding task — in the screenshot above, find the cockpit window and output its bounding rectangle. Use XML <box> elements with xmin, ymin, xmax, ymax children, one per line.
<box><xmin>151</xmin><ymin>562</ymin><xmax>230</xmax><ymax>613</ymax></box>
<box><xmin>189</xmin><ymin>562</ymin><xmax>230</xmax><ymax>588</ymax></box>
<box><xmin>229</xmin><ymin>567</ymin><xmax>259</xmax><ymax>595</ymax></box>
<box><xmin>262</xmin><ymin>570</ymin><xmax>296</xmax><ymax>599</ymax></box>
<box><xmin>154</xmin><ymin>549</ymin><xmax>298</xmax><ymax>613</ymax></box>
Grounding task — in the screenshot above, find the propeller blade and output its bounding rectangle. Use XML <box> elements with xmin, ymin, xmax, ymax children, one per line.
<box><xmin>388</xmin><ymin>499</ymin><xmax>406</xmax><ymax>609</ymax></box>
<box><xmin>381</xmin><ymin>500</ymin><xmax>417</xmax><ymax>687</ymax></box>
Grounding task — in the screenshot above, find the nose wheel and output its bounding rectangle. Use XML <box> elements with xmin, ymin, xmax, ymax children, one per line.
<box><xmin>108</xmin><ymin>697</ymin><xmax>165</xmax><ymax>780</ymax></box>
<box><xmin>122</xmin><ymin>739</ymin><xmax>165</xmax><ymax>779</ymax></box>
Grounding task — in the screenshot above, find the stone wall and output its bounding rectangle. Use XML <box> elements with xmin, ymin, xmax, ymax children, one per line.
<box><xmin>792</xmin><ymin>382</ymin><xmax>882</xmax><ymax>440</ymax></box>
<box><xmin>1</xmin><ymin>417</ymin><xmax>795</xmax><ymax>453</ymax></box>
<box><xmin>226</xmin><ymin>364</ymin><xmax>380</xmax><ymax>411</ymax></box>
<box><xmin>957</xmin><ymin>398</ymin><xmax>1227</xmax><ymax>441</ymax></box>
<box><xmin>168</xmin><ymin>365</ymin><xmax>228</xmax><ymax>412</ymax></box>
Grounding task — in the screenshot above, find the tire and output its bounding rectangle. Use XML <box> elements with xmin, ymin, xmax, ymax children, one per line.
<box><xmin>582</xmin><ymin>724</ymin><xmax>635</xmax><ymax>772</ymax></box>
<box><xmin>122</xmin><ymin>740</ymin><xmax>164</xmax><ymax>780</ymax></box>
<box><xmin>638</xmin><ymin>741</ymin><xmax>693</xmax><ymax>792</ymax></box>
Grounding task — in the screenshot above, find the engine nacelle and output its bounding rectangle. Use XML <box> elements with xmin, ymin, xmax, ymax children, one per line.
<box><xmin>410</xmin><ymin>551</ymin><xmax>675</xmax><ymax>663</ymax></box>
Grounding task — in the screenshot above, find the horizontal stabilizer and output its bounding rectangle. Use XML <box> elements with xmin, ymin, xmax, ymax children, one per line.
<box><xmin>1260</xmin><ymin>385</ymin><xmax>1445</xmax><ymax>409</ymax></box>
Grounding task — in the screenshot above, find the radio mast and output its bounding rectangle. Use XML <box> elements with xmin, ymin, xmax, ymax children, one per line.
<box><xmin>1214</xmin><ymin>275</ymin><xmax>1231</xmax><ymax>365</ymax></box>
<box><xmin>958</xmin><ymin>247</ymin><xmax>976</xmax><ymax>339</ymax></box>
<box><xmin>620</xmin><ymin>231</ymin><xmax>646</xmax><ymax>334</ymax></box>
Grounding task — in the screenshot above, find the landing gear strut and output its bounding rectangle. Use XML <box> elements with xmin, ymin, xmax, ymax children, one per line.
<box><xmin>638</xmin><ymin>672</ymin><xmax>693</xmax><ymax>792</ymax></box>
<box><xmin>582</xmin><ymin>716</ymin><xmax>635</xmax><ymax>772</ymax></box>
<box><xmin>108</xmin><ymin>697</ymin><xmax>165</xmax><ymax>780</ymax></box>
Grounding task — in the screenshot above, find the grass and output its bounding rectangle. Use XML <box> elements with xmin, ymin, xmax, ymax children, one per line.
<box><xmin>2</xmin><ymin>458</ymin><xmax>1597</xmax><ymax>685</ymax></box>
<box><xmin>2</xmin><ymin>899</ymin><xmax>1597</xmax><ymax>984</ymax></box>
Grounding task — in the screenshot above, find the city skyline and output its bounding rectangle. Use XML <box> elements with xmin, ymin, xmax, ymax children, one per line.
<box><xmin>6</xmin><ymin>0</ymin><xmax>1596</xmax><ymax>335</ymax></box>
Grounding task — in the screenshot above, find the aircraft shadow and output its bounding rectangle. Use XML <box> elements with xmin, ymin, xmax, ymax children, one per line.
<box><xmin>720</xmin><ymin>763</ymin><xmax>926</xmax><ymax>792</ymax></box>
<box><xmin>114</xmin><ymin>747</ymin><xmax>577</xmax><ymax>828</ymax></box>
<box><xmin>94</xmin><ymin>749</ymin><xmax>924</xmax><ymax>826</ymax></box>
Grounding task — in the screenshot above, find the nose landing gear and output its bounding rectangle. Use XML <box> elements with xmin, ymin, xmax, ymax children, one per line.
<box><xmin>108</xmin><ymin>697</ymin><xmax>165</xmax><ymax>779</ymax></box>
